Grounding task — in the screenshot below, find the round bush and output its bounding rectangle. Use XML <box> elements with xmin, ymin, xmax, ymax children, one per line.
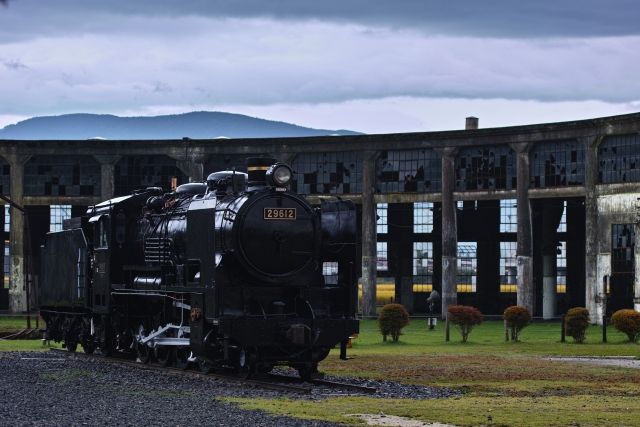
<box><xmin>565</xmin><ymin>307</ymin><xmax>590</xmax><ymax>343</ymax></box>
<box><xmin>447</xmin><ymin>305</ymin><xmax>483</xmax><ymax>343</ymax></box>
<box><xmin>378</xmin><ymin>303</ymin><xmax>410</xmax><ymax>342</ymax></box>
<box><xmin>503</xmin><ymin>305</ymin><xmax>532</xmax><ymax>342</ymax></box>
<box><xmin>611</xmin><ymin>309</ymin><xmax>640</xmax><ymax>342</ymax></box>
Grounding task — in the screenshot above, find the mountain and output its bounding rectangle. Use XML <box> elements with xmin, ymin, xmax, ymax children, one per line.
<box><xmin>0</xmin><ymin>112</ymin><xmax>363</xmax><ymax>140</ymax></box>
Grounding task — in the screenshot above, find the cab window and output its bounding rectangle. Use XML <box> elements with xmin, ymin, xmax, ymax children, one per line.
<box><xmin>96</xmin><ymin>220</ymin><xmax>109</xmax><ymax>248</ymax></box>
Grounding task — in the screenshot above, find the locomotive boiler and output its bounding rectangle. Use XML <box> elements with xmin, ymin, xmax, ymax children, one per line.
<box><xmin>39</xmin><ymin>157</ymin><xmax>359</xmax><ymax>379</ymax></box>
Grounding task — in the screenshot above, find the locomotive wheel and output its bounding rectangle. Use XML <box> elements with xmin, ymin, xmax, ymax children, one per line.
<box><xmin>82</xmin><ymin>343</ymin><xmax>94</xmax><ymax>355</ymax></box>
<box><xmin>154</xmin><ymin>347</ymin><xmax>173</xmax><ymax>367</ymax></box>
<box><xmin>98</xmin><ymin>340</ymin><xmax>112</xmax><ymax>357</ymax></box>
<box><xmin>65</xmin><ymin>341</ymin><xmax>77</xmax><ymax>352</ymax></box>
<box><xmin>136</xmin><ymin>342</ymin><xmax>151</xmax><ymax>363</ymax></box>
<box><xmin>237</xmin><ymin>347</ymin><xmax>254</xmax><ymax>380</ymax></box>
<box><xmin>198</xmin><ymin>360</ymin><xmax>214</xmax><ymax>374</ymax></box>
<box><xmin>175</xmin><ymin>347</ymin><xmax>190</xmax><ymax>370</ymax></box>
<box><xmin>135</xmin><ymin>325</ymin><xmax>152</xmax><ymax>363</ymax></box>
<box><xmin>297</xmin><ymin>363</ymin><xmax>319</xmax><ymax>381</ymax></box>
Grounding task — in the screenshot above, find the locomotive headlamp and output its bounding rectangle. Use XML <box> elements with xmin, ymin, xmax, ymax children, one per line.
<box><xmin>266</xmin><ymin>163</ymin><xmax>293</xmax><ymax>187</ymax></box>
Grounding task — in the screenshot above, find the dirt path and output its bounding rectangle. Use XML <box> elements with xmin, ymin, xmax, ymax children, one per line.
<box><xmin>349</xmin><ymin>413</ymin><xmax>458</xmax><ymax>427</ymax></box>
<box><xmin>544</xmin><ymin>356</ymin><xmax>640</xmax><ymax>368</ymax></box>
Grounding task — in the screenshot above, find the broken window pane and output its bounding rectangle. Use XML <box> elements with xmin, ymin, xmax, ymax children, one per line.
<box><xmin>598</xmin><ymin>133</ymin><xmax>640</xmax><ymax>183</ymax></box>
<box><xmin>455</xmin><ymin>145</ymin><xmax>516</xmax><ymax>190</ymax></box>
<box><xmin>529</xmin><ymin>140</ymin><xmax>584</xmax><ymax>187</ymax></box>
<box><xmin>114</xmin><ymin>155</ymin><xmax>187</xmax><ymax>196</ymax></box>
<box><xmin>24</xmin><ymin>155</ymin><xmax>101</xmax><ymax>196</ymax></box>
<box><xmin>291</xmin><ymin>152</ymin><xmax>362</xmax><ymax>195</ymax></box>
<box><xmin>376</xmin><ymin>149</ymin><xmax>441</xmax><ymax>193</ymax></box>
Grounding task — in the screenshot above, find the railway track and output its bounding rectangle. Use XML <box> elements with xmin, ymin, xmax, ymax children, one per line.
<box><xmin>268</xmin><ymin>373</ymin><xmax>377</xmax><ymax>394</ymax></box>
<box><xmin>49</xmin><ymin>347</ymin><xmax>377</xmax><ymax>395</ymax></box>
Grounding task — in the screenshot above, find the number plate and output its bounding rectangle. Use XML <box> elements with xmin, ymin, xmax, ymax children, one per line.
<box><xmin>264</xmin><ymin>208</ymin><xmax>296</xmax><ymax>220</ymax></box>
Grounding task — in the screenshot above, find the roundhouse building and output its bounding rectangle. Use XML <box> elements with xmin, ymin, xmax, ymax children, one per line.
<box><xmin>1</xmin><ymin>112</ymin><xmax>640</xmax><ymax>324</ymax></box>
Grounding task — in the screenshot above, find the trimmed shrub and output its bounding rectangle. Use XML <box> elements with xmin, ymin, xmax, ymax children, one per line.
<box><xmin>503</xmin><ymin>305</ymin><xmax>532</xmax><ymax>342</ymax></box>
<box><xmin>565</xmin><ymin>307</ymin><xmax>590</xmax><ymax>343</ymax></box>
<box><xmin>447</xmin><ymin>305</ymin><xmax>483</xmax><ymax>343</ymax></box>
<box><xmin>378</xmin><ymin>303</ymin><xmax>410</xmax><ymax>342</ymax></box>
<box><xmin>611</xmin><ymin>309</ymin><xmax>640</xmax><ymax>342</ymax></box>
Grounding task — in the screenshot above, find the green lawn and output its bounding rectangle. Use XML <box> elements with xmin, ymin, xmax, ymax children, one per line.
<box><xmin>347</xmin><ymin>318</ymin><xmax>638</xmax><ymax>357</ymax></box>
<box><xmin>0</xmin><ymin>316</ymin><xmax>38</xmax><ymax>333</ymax></box>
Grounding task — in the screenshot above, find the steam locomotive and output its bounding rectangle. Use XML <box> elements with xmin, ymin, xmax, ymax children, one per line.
<box><xmin>39</xmin><ymin>157</ymin><xmax>359</xmax><ymax>379</ymax></box>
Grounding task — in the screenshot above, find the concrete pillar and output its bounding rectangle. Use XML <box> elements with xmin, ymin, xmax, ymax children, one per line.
<box><xmin>176</xmin><ymin>161</ymin><xmax>203</xmax><ymax>182</ymax></box>
<box><xmin>542</xmin><ymin>206</ymin><xmax>558</xmax><ymax>319</ymax></box>
<box><xmin>400</xmin><ymin>276</ymin><xmax>414</xmax><ymax>314</ymax></box>
<box><xmin>5</xmin><ymin>154</ymin><xmax>29</xmax><ymax>314</ymax></box>
<box><xmin>541</xmin><ymin>199</ymin><xmax>564</xmax><ymax>319</ymax></box>
<box><xmin>582</xmin><ymin>137</ymin><xmax>602</xmax><ymax>323</ymax></box>
<box><xmin>511</xmin><ymin>143</ymin><xmax>534</xmax><ymax>312</ymax></box>
<box><xmin>176</xmin><ymin>154</ymin><xmax>209</xmax><ymax>183</ymax></box>
<box><xmin>361</xmin><ymin>151</ymin><xmax>378</xmax><ymax>317</ymax></box>
<box><xmin>93</xmin><ymin>155</ymin><xmax>120</xmax><ymax>201</ymax></box>
<box><xmin>542</xmin><ymin>257</ymin><xmax>557</xmax><ymax>318</ymax></box>
<box><xmin>437</xmin><ymin>148</ymin><xmax>457</xmax><ymax>317</ymax></box>
<box><xmin>636</xmin><ymin>223</ymin><xmax>640</xmax><ymax>313</ymax></box>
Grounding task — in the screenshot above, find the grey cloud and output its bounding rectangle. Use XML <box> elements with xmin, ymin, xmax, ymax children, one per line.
<box><xmin>153</xmin><ymin>82</ymin><xmax>172</xmax><ymax>94</ymax></box>
<box><xmin>0</xmin><ymin>22</ymin><xmax>638</xmax><ymax>120</ymax></box>
<box><xmin>0</xmin><ymin>15</ymin><xmax>638</xmax><ymax>119</ymax></box>
<box><xmin>1</xmin><ymin>58</ymin><xmax>26</xmax><ymax>70</ymax></box>
<box><xmin>1</xmin><ymin>0</ymin><xmax>639</xmax><ymax>43</ymax></box>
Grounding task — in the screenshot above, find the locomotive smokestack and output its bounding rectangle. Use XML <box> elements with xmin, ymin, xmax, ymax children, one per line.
<box><xmin>247</xmin><ymin>157</ymin><xmax>278</xmax><ymax>189</ymax></box>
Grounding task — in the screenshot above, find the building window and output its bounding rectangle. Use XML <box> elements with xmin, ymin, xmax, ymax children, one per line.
<box><xmin>557</xmin><ymin>201</ymin><xmax>567</xmax><ymax>233</ymax></box>
<box><xmin>598</xmin><ymin>133</ymin><xmax>640</xmax><ymax>184</ymax></box>
<box><xmin>203</xmin><ymin>153</ymin><xmax>269</xmax><ymax>177</ymax></box>
<box><xmin>557</xmin><ymin>241</ymin><xmax>567</xmax><ymax>293</ymax></box>
<box><xmin>4</xmin><ymin>205</ymin><xmax>9</xmax><ymax>233</ymax></box>
<box><xmin>0</xmin><ymin>157</ymin><xmax>9</xmax><ymax>196</ymax></box>
<box><xmin>377</xmin><ymin>242</ymin><xmax>388</xmax><ymax>271</ymax></box>
<box><xmin>377</xmin><ymin>203</ymin><xmax>388</xmax><ymax>234</ymax></box>
<box><xmin>414</xmin><ymin>202</ymin><xmax>434</xmax><ymax>233</ymax></box>
<box><xmin>376</xmin><ymin>149</ymin><xmax>441</xmax><ymax>193</ymax></box>
<box><xmin>530</xmin><ymin>140</ymin><xmax>584</xmax><ymax>187</ymax></box>
<box><xmin>291</xmin><ymin>152</ymin><xmax>362</xmax><ymax>195</ymax></box>
<box><xmin>50</xmin><ymin>205</ymin><xmax>72</xmax><ymax>232</ymax></box>
<box><xmin>457</xmin><ymin>242</ymin><xmax>477</xmax><ymax>292</ymax></box>
<box><xmin>413</xmin><ymin>242</ymin><xmax>433</xmax><ymax>292</ymax></box>
<box><xmin>24</xmin><ymin>155</ymin><xmax>101</xmax><ymax>196</ymax></box>
<box><xmin>500</xmin><ymin>199</ymin><xmax>517</xmax><ymax>233</ymax></box>
<box><xmin>500</xmin><ymin>242</ymin><xmax>517</xmax><ymax>292</ymax></box>
<box><xmin>612</xmin><ymin>224</ymin><xmax>635</xmax><ymax>274</ymax></box>
<box><xmin>323</xmin><ymin>262</ymin><xmax>338</xmax><ymax>284</ymax></box>
<box><xmin>3</xmin><ymin>240</ymin><xmax>8</xmax><ymax>289</ymax></box>
<box><xmin>457</xmin><ymin>200</ymin><xmax>477</xmax><ymax>210</ymax></box>
<box><xmin>114</xmin><ymin>155</ymin><xmax>187</xmax><ymax>196</ymax></box>
<box><xmin>455</xmin><ymin>145</ymin><xmax>516</xmax><ymax>190</ymax></box>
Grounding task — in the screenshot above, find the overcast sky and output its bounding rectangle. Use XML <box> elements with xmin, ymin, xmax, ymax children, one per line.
<box><xmin>1</xmin><ymin>1</ymin><xmax>639</xmax><ymax>133</ymax></box>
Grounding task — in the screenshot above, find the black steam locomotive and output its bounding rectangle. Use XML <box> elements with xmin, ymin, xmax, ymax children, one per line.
<box><xmin>39</xmin><ymin>157</ymin><xmax>358</xmax><ymax>379</ymax></box>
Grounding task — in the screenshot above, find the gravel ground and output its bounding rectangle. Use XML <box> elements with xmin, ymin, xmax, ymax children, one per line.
<box><xmin>0</xmin><ymin>352</ymin><xmax>459</xmax><ymax>427</ymax></box>
<box><xmin>272</xmin><ymin>368</ymin><xmax>460</xmax><ymax>400</ymax></box>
